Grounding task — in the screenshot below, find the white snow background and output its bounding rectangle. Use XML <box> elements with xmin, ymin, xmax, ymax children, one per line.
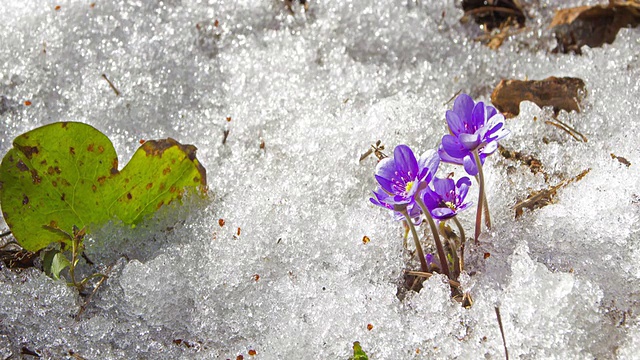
<box><xmin>1</xmin><ymin>0</ymin><xmax>640</xmax><ymax>358</ymax></box>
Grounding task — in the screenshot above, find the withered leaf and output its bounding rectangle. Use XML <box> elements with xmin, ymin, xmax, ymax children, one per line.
<box><xmin>611</xmin><ymin>153</ymin><xmax>632</xmax><ymax>167</ymax></box>
<box><xmin>0</xmin><ymin>247</ymin><xmax>38</xmax><ymax>269</ymax></box>
<box><xmin>491</xmin><ymin>76</ymin><xmax>586</xmax><ymax>118</ymax></box>
<box><xmin>461</xmin><ymin>0</ymin><xmax>525</xmax><ymax>31</ymax></box>
<box><xmin>514</xmin><ymin>169</ymin><xmax>590</xmax><ymax>218</ymax></box>
<box><xmin>550</xmin><ymin>1</ymin><xmax>640</xmax><ymax>54</ymax></box>
<box><xmin>498</xmin><ymin>145</ymin><xmax>548</xmax><ymax>181</ymax></box>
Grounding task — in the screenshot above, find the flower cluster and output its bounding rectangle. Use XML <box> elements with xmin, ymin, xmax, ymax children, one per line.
<box><xmin>438</xmin><ymin>94</ymin><xmax>509</xmax><ymax>176</ymax></box>
<box><xmin>369</xmin><ymin>93</ymin><xmax>509</xmax><ymax>298</ymax></box>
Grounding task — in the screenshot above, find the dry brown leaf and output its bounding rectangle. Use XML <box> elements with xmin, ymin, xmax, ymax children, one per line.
<box><xmin>550</xmin><ymin>2</ymin><xmax>640</xmax><ymax>54</ymax></box>
<box><xmin>498</xmin><ymin>145</ymin><xmax>547</xmax><ymax>180</ymax></box>
<box><xmin>611</xmin><ymin>153</ymin><xmax>632</xmax><ymax>167</ymax></box>
<box><xmin>549</xmin><ymin>6</ymin><xmax>592</xmax><ymax>28</ymax></box>
<box><xmin>491</xmin><ymin>76</ymin><xmax>586</xmax><ymax>118</ymax></box>
<box><xmin>514</xmin><ymin>169</ymin><xmax>590</xmax><ymax>218</ymax></box>
<box><xmin>475</xmin><ymin>18</ymin><xmax>526</xmax><ymax>50</ymax></box>
<box><xmin>462</xmin><ymin>0</ymin><xmax>526</xmax><ymax>31</ymax></box>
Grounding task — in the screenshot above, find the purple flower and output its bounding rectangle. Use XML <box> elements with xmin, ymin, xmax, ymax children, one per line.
<box><xmin>370</xmin><ymin>186</ymin><xmax>423</xmax><ymax>224</ymax></box>
<box><xmin>438</xmin><ymin>94</ymin><xmax>509</xmax><ymax>175</ymax></box>
<box><xmin>372</xmin><ymin>144</ymin><xmax>439</xmax><ymax>207</ymax></box>
<box><xmin>421</xmin><ymin>176</ymin><xmax>472</xmax><ymax>220</ymax></box>
<box><xmin>425</xmin><ymin>253</ymin><xmax>441</xmax><ymax>272</ymax></box>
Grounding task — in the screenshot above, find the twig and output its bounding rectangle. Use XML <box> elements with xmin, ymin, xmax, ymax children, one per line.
<box><xmin>101</xmin><ymin>73</ymin><xmax>120</xmax><ymax>96</ymax></box>
<box><xmin>405</xmin><ymin>270</ymin><xmax>461</xmax><ymax>287</ymax></box>
<box><xmin>444</xmin><ymin>89</ymin><xmax>462</xmax><ymax>106</ymax></box>
<box><xmin>545</xmin><ymin>119</ymin><xmax>587</xmax><ymax>142</ymax></box>
<box><xmin>76</xmin><ymin>265</ymin><xmax>113</xmax><ymax>320</ymax></box>
<box><xmin>464</xmin><ymin>6</ymin><xmax>522</xmax><ymax>18</ymax></box>
<box><xmin>495</xmin><ymin>306</ymin><xmax>509</xmax><ymax>360</ymax></box>
<box><xmin>222</xmin><ymin>129</ymin><xmax>230</xmax><ymax>144</ymax></box>
<box><xmin>69</xmin><ymin>350</ymin><xmax>87</xmax><ymax>360</ymax></box>
<box><xmin>81</xmin><ymin>252</ymin><xmax>94</xmax><ymax>266</ymax></box>
<box><xmin>514</xmin><ymin>168</ymin><xmax>590</xmax><ymax>218</ymax></box>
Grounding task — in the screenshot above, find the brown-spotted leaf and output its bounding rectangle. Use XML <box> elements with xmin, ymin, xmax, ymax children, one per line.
<box><xmin>0</xmin><ymin>122</ymin><xmax>206</xmax><ymax>252</ymax></box>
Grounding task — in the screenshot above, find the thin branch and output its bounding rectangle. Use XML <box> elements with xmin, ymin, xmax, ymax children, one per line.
<box><xmin>465</xmin><ymin>6</ymin><xmax>523</xmax><ymax>18</ymax></box>
<box><xmin>444</xmin><ymin>89</ymin><xmax>462</xmax><ymax>106</ymax></box>
<box><xmin>76</xmin><ymin>265</ymin><xmax>113</xmax><ymax>320</ymax></box>
<box><xmin>101</xmin><ymin>73</ymin><xmax>121</xmax><ymax>96</ymax></box>
<box><xmin>495</xmin><ymin>306</ymin><xmax>509</xmax><ymax>360</ymax></box>
<box><xmin>545</xmin><ymin>120</ymin><xmax>587</xmax><ymax>142</ymax></box>
<box><xmin>405</xmin><ymin>270</ymin><xmax>461</xmax><ymax>287</ymax></box>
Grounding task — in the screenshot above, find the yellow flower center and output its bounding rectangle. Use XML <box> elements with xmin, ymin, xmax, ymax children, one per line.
<box><xmin>405</xmin><ymin>181</ymin><xmax>415</xmax><ymax>193</ymax></box>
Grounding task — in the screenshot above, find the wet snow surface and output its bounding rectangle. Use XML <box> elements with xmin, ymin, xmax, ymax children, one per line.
<box><xmin>1</xmin><ymin>0</ymin><xmax>640</xmax><ymax>358</ymax></box>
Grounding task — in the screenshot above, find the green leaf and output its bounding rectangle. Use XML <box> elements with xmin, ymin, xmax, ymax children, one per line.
<box><xmin>0</xmin><ymin>122</ymin><xmax>207</xmax><ymax>252</ymax></box>
<box><xmin>349</xmin><ymin>341</ymin><xmax>369</xmax><ymax>360</ymax></box>
<box><xmin>42</xmin><ymin>249</ymin><xmax>71</xmax><ymax>280</ymax></box>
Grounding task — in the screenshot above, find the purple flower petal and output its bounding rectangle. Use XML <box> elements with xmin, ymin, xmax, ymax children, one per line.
<box><xmin>446</xmin><ymin>110</ymin><xmax>465</xmax><ymax>136</ymax></box>
<box><xmin>456</xmin><ymin>202</ymin><xmax>472</xmax><ymax>213</ymax></box>
<box><xmin>471</xmin><ymin>101</ymin><xmax>487</xmax><ymax>130</ymax></box>
<box><xmin>393</xmin><ymin>145</ymin><xmax>419</xmax><ymax>179</ymax></box>
<box><xmin>437</xmin><ymin>94</ymin><xmax>509</xmax><ymax>177</ymax></box>
<box><xmin>370</xmin><ymin>187</ymin><xmax>393</xmax><ymax>207</ymax></box>
<box><xmin>441</xmin><ymin>135</ymin><xmax>468</xmax><ymax>158</ymax></box>
<box><xmin>432</xmin><ymin>207</ymin><xmax>455</xmax><ymax>220</ymax></box>
<box><xmin>407</xmin><ymin>203</ymin><xmax>423</xmax><ymax>223</ymax></box>
<box><xmin>370</xmin><ymin>196</ymin><xmax>388</xmax><ymax>209</ymax></box>
<box><xmin>374</xmin><ymin>157</ymin><xmax>395</xmax><ymax>180</ymax></box>
<box><xmin>426</xmin><ymin>253</ymin><xmax>435</xmax><ymax>265</ymax></box>
<box><xmin>456</xmin><ymin>177</ymin><xmax>472</xmax><ymax>201</ymax></box>
<box><xmin>438</xmin><ymin>145</ymin><xmax>463</xmax><ymax>165</ymax></box>
<box><xmin>453</xmin><ymin>93</ymin><xmax>474</xmax><ymax>126</ymax></box>
<box><xmin>481</xmin><ymin>141</ymin><xmax>498</xmax><ymax>156</ymax></box>
<box><xmin>391</xmin><ymin>194</ymin><xmax>412</xmax><ymax>205</ymax></box>
<box><xmin>486</xmin><ymin>105</ymin><xmax>497</xmax><ymax>119</ymax></box>
<box><xmin>420</xmin><ymin>174</ymin><xmax>472</xmax><ymax>219</ymax></box>
<box><xmin>422</xmin><ymin>188</ymin><xmax>440</xmax><ymax>211</ymax></box>
<box><xmin>433</xmin><ymin>177</ymin><xmax>454</xmax><ymax>198</ymax></box>
<box><xmin>463</xmin><ymin>155</ymin><xmax>478</xmax><ymax>176</ymax></box>
<box><xmin>456</xmin><ymin>176</ymin><xmax>472</xmax><ymax>188</ymax></box>
<box><xmin>481</xmin><ymin>114</ymin><xmax>508</xmax><ymax>142</ymax></box>
<box><xmin>459</xmin><ymin>132</ymin><xmax>482</xmax><ymax>150</ymax></box>
<box><xmin>374</xmin><ymin>174</ymin><xmax>395</xmax><ymax>194</ymax></box>
<box><xmin>417</xmin><ymin>149</ymin><xmax>440</xmax><ymax>183</ymax></box>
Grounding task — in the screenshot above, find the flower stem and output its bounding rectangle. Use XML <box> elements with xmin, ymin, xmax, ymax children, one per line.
<box><xmin>453</xmin><ymin>216</ymin><xmax>465</xmax><ymax>275</ymax></box>
<box><xmin>69</xmin><ymin>234</ymin><xmax>80</xmax><ymax>290</ymax></box>
<box><xmin>400</xmin><ymin>210</ymin><xmax>429</xmax><ymax>273</ymax></box>
<box><xmin>416</xmin><ymin>198</ymin><xmax>452</xmax><ymax>280</ymax></box>
<box><xmin>472</xmin><ymin>150</ymin><xmax>486</xmax><ymax>244</ymax></box>
<box><xmin>482</xmin><ymin>181</ymin><xmax>492</xmax><ymax>229</ymax></box>
<box><xmin>474</xmin><ymin>174</ymin><xmax>492</xmax><ymax>229</ymax></box>
<box><xmin>440</xmin><ymin>221</ymin><xmax>460</xmax><ymax>280</ymax></box>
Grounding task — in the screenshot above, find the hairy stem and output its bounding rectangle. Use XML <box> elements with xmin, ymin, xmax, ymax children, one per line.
<box><xmin>416</xmin><ymin>198</ymin><xmax>452</xmax><ymax>280</ymax></box>
<box><xmin>400</xmin><ymin>210</ymin><xmax>429</xmax><ymax>273</ymax></box>
<box><xmin>481</xmin><ymin>177</ymin><xmax>492</xmax><ymax>229</ymax></box>
<box><xmin>453</xmin><ymin>216</ymin><xmax>466</xmax><ymax>274</ymax></box>
<box><xmin>69</xmin><ymin>237</ymin><xmax>79</xmax><ymax>290</ymax></box>
<box><xmin>473</xmin><ymin>150</ymin><xmax>487</xmax><ymax>244</ymax></box>
<box><xmin>441</xmin><ymin>221</ymin><xmax>460</xmax><ymax>280</ymax></box>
